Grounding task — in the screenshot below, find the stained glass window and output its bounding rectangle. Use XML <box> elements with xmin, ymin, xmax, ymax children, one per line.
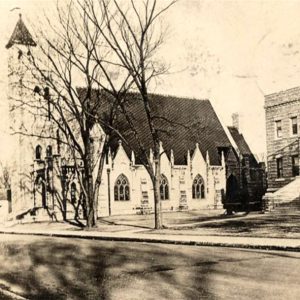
<box><xmin>192</xmin><ymin>174</ymin><xmax>205</xmax><ymax>199</ymax></box>
<box><xmin>114</xmin><ymin>174</ymin><xmax>130</xmax><ymax>201</ymax></box>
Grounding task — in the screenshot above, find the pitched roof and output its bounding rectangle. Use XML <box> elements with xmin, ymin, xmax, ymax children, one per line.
<box><xmin>81</xmin><ymin>89</ymin><xmax>233</xmax><ymax>166</ymax></box>
<box><xmin>227</xmin><ymin>126</ymin><xmax>252</xmax><ymax>156</ymax></box>
<box><xmin>6</xmin><ymin>14</ymin><xmax>36</xmax><ymax>49</ymax></box>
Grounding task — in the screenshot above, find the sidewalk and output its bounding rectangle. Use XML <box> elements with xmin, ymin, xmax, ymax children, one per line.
<box><xmin>0</xmin><ymin>223</ymin><xmax>300</xmax><ymax>252</ymax></box>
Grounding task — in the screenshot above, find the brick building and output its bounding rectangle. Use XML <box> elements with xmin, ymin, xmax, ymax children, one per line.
<box><xmin>265</xmin><ymin>87</ymin><xmax>300</xmax><ymax>191</ymax></box>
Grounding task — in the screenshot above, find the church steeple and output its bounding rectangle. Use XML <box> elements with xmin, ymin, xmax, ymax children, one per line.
<box><xmin>6</xmin><ymin>14</ymin><xmax>36</xmax><ymax>49</ymax></box>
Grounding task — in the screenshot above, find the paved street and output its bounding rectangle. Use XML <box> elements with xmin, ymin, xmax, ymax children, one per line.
<box><xmin>0</xmin><ymin>234</ymin><xmax>299</xmax><ymax>300</ymax></box>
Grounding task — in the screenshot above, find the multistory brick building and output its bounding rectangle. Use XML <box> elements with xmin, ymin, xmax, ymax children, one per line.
<box><xmin>265</xmin><ymin>87</ymin><xmax>300</xmax><ymax>191</ymax></box>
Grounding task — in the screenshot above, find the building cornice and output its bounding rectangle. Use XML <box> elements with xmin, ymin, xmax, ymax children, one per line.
<box><xmin>264</xmin><ymin>98</ymin><xmax>300</xmax><ymax>110</ymax></box>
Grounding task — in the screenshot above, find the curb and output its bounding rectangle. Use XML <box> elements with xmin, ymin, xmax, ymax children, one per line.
<box><xmin>0</xmin><ymin>230</ymin><xmax>299</xmax><ymax>252</ymax></box>
<box><xmin>0</xmin><ymin>287</ymin><xmax>28</xmax><ymax>300</ymax></box>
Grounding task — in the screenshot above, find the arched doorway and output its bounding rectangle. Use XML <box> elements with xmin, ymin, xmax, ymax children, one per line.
<box><xmin>226</xmin><ymin>174</ymin><xmax>239</xmax><ymax>203</ymax></box>
<box><xmin>35</xmin><ymin>176</ymin><xmax>47</xmax><ymax>208</ymax></box>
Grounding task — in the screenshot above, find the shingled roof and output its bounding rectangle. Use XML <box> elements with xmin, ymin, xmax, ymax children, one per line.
<box><xmin>6</xmin><ymin>14</ymin><xmax>36</xmax><ymax>49</ymax></box>
<box><xmin>81</xmin><ymin>89</ymin><xmax>233</xmax><ymax>166</ymax></box>
<box><xmin>227</xmin><ymin>126</ymin><xmax>252</xmax><ymax>156</ymax></box>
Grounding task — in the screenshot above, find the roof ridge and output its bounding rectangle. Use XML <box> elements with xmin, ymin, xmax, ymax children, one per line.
<box><xmin>76</xmin><ymin>87</ymin><xmax>210</xmax><ymax>102</ymax></box>
<box><xmin>148</xmin><ymin>92</ymin><xmax>209</xmax><ymax>102</ymax></box>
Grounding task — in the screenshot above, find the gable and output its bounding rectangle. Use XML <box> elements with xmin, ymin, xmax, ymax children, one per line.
<box><xmin>113</xmin><ymin>142</ymin><xmax>131</xmax><ymax>166</ymax></box>
<box><xmin>227</xmin><ymin>126</ymin><xmax>252</xmax><ymax>156</ymax></box>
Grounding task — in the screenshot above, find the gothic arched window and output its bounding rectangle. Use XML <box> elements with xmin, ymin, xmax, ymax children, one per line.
<box><xmin>35</xmin><ymin>145</ymin><xmax>42</xmax><ymax>160</ymax></box>
<box><xmin>192</xmin><ymin>174</ymin><xmax>205</xmax><ymax>199</ymax></box>
<box><xmin>160</xmin><ymin>174</ymin><xmax>169</xmax><ymax>200</ymax></box>
<box><xmin>46</xmin><ymin>145</ymin><xmax>52</xmax><ymax>157</ymax></box>
<box><xmin>114</xmin><ymin>174</ymin><xmax>130</xmax><ymax>201</ymax></box>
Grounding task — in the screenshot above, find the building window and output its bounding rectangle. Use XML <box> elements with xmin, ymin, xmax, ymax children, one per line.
<box><xmin>35</xmin><ymin>145</ymin><xmax>42</xmax><ymax>160</ymax></box>
<box><xmin>192</xmin><ymin>174</ymin><xmax>205</xmax><ymax>199</ymax></box>
<box><xmin>275</xmin><ymin>120</ymin><xmax>282</xmax><ymax>138</ymax></box>
<box><xmin>160</xmin><ymin>174</ymin><xmax>169</xmax><ymax>200</ymax></box>
<box><xmin>291</xmin><ymin>117</ymin><xmax>298</xmax><ymax>135</ymax></box>
<box><xmin>276</xmin><ymin>157</ymin><xmax>283</xmax><ymax>178</ymax></box>
<box><xmin>70</xmin><ymin>182</ymin><xmax>77</xmax><ymax>204</ymax></box>
<box><xmin>114</xmin><ymin>174</ymin><xmax>130</xmax><ymax>201</ymax></box>
<box><xmin>46</xmin><ymin>145</ymin><xmax>52</xmax><ymax>157</ymax></box>
<box><xmin>292</xmin><ymin>155</ymin><xmax>299</xmax><ymax>177</ymax></box>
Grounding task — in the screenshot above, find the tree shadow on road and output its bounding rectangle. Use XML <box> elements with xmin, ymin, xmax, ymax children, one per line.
<box><xmin>0</xmin><ymin>238</ymin><xmax>113</xmax><ymax>299</ymax></box>
<box><xmin>0</xmin><ymin>237</ymin><xmax>219</xmax><ymax>300</ymax></box>
<box><xmin>1</xmin><ymin>237</ymin><xmax>299</xmax><ymax>299</ymax></box>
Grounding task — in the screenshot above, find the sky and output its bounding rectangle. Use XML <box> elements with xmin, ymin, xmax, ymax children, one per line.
<box><xmin>1</xmin><ymin>0</ymin><xmax>300</xmax><ymax>162</ymax></box>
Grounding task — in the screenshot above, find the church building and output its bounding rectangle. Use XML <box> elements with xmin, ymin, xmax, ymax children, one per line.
<box><xmin>5</xmin><ymin>16</ymin><xmax>265</xmax><ymax>220</ymax></box>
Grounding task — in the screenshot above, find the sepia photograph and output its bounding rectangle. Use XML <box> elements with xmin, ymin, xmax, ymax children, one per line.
<box><xmin>0</xmin><ymin>0</ymin><xmax>299</xmax><ymax>299</ymax></box>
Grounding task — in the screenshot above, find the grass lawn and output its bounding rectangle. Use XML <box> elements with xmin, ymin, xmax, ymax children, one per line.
<box><xmin>5</xmin><ymin>209</ymin><xmax>300</xmax><ymax>239</ymax></box>
<box><xmin>99</xmin><ymin>209</ymin><xmax>227</xmax><ymax>228</ymax></box>
<box><xmin>200</xmin><ymin>212</ymin><xmax>300</xmax><ymax>238</ymax></box>
<box><xmin>156</xmin><ymin>211</ymin><xmax>300</xmax><ymax>239</ymax></box>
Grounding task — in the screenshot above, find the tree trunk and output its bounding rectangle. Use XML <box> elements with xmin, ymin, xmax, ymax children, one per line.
<box><xmin>85</xmin><ymin>139</ymin><xmax>96</xmax><ymax>228</ymax></box>
<box><xmin>93</xmin><ymin>140</ymin><xmax>108</xmax><ymax>224</ymax></box>
<box><xmin>86</xmin><ymin>174</ymin><xmax>95</xmax><ymax>228</ymax></box>
<box><xmin>154</xmin><ymin>152</ymin><xmax>162</xmax><ymax>229</ymax></box>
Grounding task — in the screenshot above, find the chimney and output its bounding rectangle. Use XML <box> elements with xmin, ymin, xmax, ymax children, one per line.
<box><xmin>232</xmin><ymin>113</ymin><xmax>239</xmax><ymax>131</ymax></box>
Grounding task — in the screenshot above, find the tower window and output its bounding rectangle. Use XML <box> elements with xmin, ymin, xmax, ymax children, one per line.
<box><xmin>46</xmin><ymin>145</ymin><xmax>52</xmax><ymax>157</ymax></box>
<box><xmin>18</xmin><ymin>49</ymin><xmax>23</xmax><ymax>60</ymax></box>
<box><xmin>33</xmin><ymin>86</ymin><xmax>41</xmax><ymax>94</ymax></box>
<box><xmin>35</xmin><ymin>145</ymin><xmax>42</xmax><ymax>160</ymax></box>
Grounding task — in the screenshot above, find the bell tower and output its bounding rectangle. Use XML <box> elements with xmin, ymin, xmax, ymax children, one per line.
<box><xmin>6</xmin><ymin>14</ymin><xmax>37</xmax><ymax>214</ymax></box>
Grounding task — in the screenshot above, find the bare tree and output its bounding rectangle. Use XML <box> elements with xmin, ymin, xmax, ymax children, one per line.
<box><xmin>15</xmin><ymin>1</ymin><xmax>133</xmax><ymax>228</ymax></box>
<box><xmin>83</xmin><ymin>0</ymin><xmax>177</xmax><ymax>229</ymax></box>
<box><xmin>13</xmin><ymin>0</ymin><xmax>176</xmax><ymax>229</ymax></box>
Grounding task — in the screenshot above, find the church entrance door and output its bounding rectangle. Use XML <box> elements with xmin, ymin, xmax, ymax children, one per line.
<box><xmin>226</xmin><ymin>174</ymin><xmax>239</xmax><ymax>203</ymax></box>
<box><xmin>35</xmin><ymin>177</ymin><xmax>47</xmax><ymax>208</ymax></box>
